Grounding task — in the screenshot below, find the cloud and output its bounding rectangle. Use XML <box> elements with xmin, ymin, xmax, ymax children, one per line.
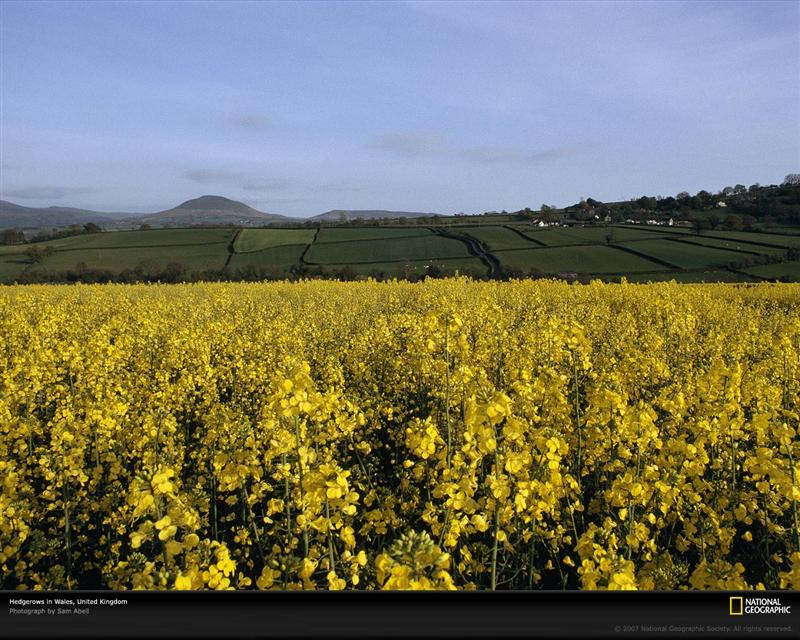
<box><xmin>2</xmin><ymin>186</ymin><xmax>97</xmax><ymax>200</ymax></box>
<box><xmin>240</xmin><ymin>178</ymin><xmax>291</xmax><ymax>192</ymax></box>
<box><xmin>458</xmin><ymin>144</ymin><xmax>586</xmax><ymax>165</ymax></box>
<box><xmin>371</xmin><ymin>131</ymin><xmax>587</xmax><ymax>165</ymax></box>
<box><xmin>184</xmin><ymin>169</ymin><xmax>247</xmax><ymax>184</ymax></box>
<box><xmin>369</xmin><ymin>132</ymin><xmax>450</xmax><ymax>158</ymax></box>
<box><xmin>316</xmin><ymin>183</ymin><xmax>361</xmax><ymax>194</ymax></box>
<box><xmin>230</xmin><ymin>114</ymin><xmax>272</xmax><ymax>131</ymax></box>
<box><xmin>185</xmin><ymin>169</ymin><xmax>291</xmax><ymax>193</ymax></box>
<box><xmin>184</xmin><ymin>170</ymin><xmax>354</xmax><ymax>197</ymax></box>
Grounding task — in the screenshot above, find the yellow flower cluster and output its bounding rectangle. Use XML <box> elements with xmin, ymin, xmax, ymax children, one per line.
<box><xmin>0</xmin><ymin>278</ymin><xmax>798</xmax><ymax>590</ymax></box>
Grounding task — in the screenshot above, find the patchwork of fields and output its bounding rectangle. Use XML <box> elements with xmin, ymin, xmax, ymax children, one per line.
<box><xmin>3</xmin><ymin>222</ymin><xmax>800</xmax><ymax>282</ymax></box>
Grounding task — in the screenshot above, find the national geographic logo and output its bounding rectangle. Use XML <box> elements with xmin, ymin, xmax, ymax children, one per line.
<box><xmin>730</xmin><ymin>596</ymin><xmax>792</xmax><ymax>616</ymax></box>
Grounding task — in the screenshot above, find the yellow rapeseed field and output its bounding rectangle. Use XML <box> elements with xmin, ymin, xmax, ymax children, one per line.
<box><xmin>0</xmin><ymin>278</ymin><xmax>798</xmax><ymax>591</ymax></box>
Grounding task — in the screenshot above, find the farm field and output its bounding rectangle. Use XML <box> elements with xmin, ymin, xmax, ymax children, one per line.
<box><xmin>743</xmin><ymin>260</ymin><xmax>800</xmax><ymax>280</ymax></box>
<box><xmin>305</xmin><ymin>234</ymin><xmax>471</xmax><ymax>264</ymax></box>
<box><xmin>619</xmin><ymin>238</ymin><xmax>749</xmax><ymax>269</ymax></box>
<box><xmin>524</xmin><ymin>226</ymin><xmax>671</xmax><ymax>245</ymax></box>
<box><xmin>703</xmin><ymin>231</ymin><xmax>800</xmax><ymax>248</ymax></box>
<box><xmin>3</xmin><ymin>224</ymin><xmax>800</xmax><ymax>282</ymax></box>
<box><xmin>0</xmin><ymin>245</ymin><xmax>29</xmax><ymax>280</ymax></box>
<box><xmin>0</xmin><ymin>279</ymin><xmax>798</xmax><ymax>591</ymax></box>
<box><xmin>315</xmin><ymin>227</ymin><xmax>433</xmax><ymax>243</ymax></box>
<box><xmin>44</xmin><ymin>228</ymin><xmax>234</xmax><ymax>249</ymax></box>
<box><xmin>458</xmin><ymin>226</ymin><xmax>537</xmax><ymax>251</ymax></box>
<box><xmin>494</xmin><ymin>245</ymin><xmax>667</xmax><ymax>274</ymax></box>
<box><xmin>315</xmin><ymin>257</ymin><xmax>488</xmax><ymax>277</ymax></box>
<box><xmin>233</xmin><ymin>229</ymin><xmax>316</xmax><ymax>253</ymax></box>
<box><xmin>228</xmin><ymin>244</ymin><xmax>308</xmax><ymax>270</ymax></box>
<box><xmin>36</xmin><ymin>244</ymin><xmax>231</xmax><ymax>273</ymax></box>
<box><xmin>671</xmin><ymin>236</ymin><xmax>788</xmax><ymax>256</ymax></box>
<box><xmin>616</xmin><ymin>224</ymin><xmax>693</xmax><ymax>235</ymax></box>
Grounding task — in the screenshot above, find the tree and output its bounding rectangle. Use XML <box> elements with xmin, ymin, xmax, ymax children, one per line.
<box><xmin>24</xmin><ymin>245</ymin><xmax>55</xmax><ymax>264</ymax></box>
<box><xmin>163</xmin><ymin>262</ymin><xmax>186</xmax><ymax>282</ymax></box>
<box><xmin>636</xmin><ymin>196</ymin><xmax>657</xmax><ymax>210</ymax></box>
<box><xmin>695</xmin><ymin>190</ymin><xmax>713</xmax><ymax>207</ymax></box>
<box><xmin>676</xmin><ymin>191</ymin><xmax>690</xmax><ymax>201</ymax></box>
<box><xmin>139</xmin><ymin>223</ymin><xmax>152</xmax><ymax>230</ymax></box>
<box><xmin>721</xmin><ymin>186</ymin><xmax>734</xmax><ymax>197</ymax></box>
<box><xmin>657</xmin><ymin>196</ymin><xmax>677</xmax><ymax>211</ymax></box>
<box><xmin>0</xmin><ymin>228</ymin><xmax>25</xmax><ymax>245</ymax></box>
<box><xmin>722</xmin><ymin>214</ymin><xmax>743</xmax><ymax>231</ymax></box>
<box><xmin>733</xmin><ymin>184</ymin><xmax>746</xmax><ymax>195</ymax></box>
<box><xmin>782</xmin><ymin>174</ymin><xmax>800</xmax><ymax>186</ymax></box>
<box><xmin>83</xmin><ymin>222</ymin><xmax>102</xmax><ymax>234</ymax></box>
<box><xmin>692</xmin><ymin>218</ymin><xmax>709</xmax><ymax>235</ymax></box>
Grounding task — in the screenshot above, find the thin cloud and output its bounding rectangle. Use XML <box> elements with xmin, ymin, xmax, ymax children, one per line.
<box><xmin>371</xmin><ymin>132</ymin><xmax>588</xmax><ymax>165</ymax></box>
<box><xmin>316</xmin><ymin>183</ymin><xmax>361</xmax><ymax>194</ymax></box>
<box><xmin>2</xmin><ymin>186</ymin><xmax>96</xmax><ymax>200</ymax></box>
<box><xmin>458</xmin><ymin>144</ymin><xmax>587</xmax><ymax>165</ymax></box>
<box><xmin>240</xmin><ymin>178</ymin><xmax>291</xmax><ymax>192</ymax></box>
<box><xmin>185</xmin><ymin>170</ymin><xmax>290</xmax><ymax>193</ymax></box>
<box><xmin>370</xmin><ymin>132</ymin><xmax>450</xmax><ymax>158</ymax></box>
<box><xmin>185</xmin><ymin>169</ymin><xmax>247</xmax><ymax>184</ymax></box>
<box><xmin>230</xmin><ymin>114</ymin><xmax>272</xmax><ymax>131</ymax></box>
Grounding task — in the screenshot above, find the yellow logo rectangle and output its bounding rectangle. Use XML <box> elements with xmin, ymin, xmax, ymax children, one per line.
<box><xmin>730</xmin><ymin>596</ymin><xmax>743</xmax><ymax>616</ymax></box>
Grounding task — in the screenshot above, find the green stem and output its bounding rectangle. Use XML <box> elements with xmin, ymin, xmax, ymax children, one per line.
<box><xmin>293</xmin><ymin>418</ymin><xmax>309</xmax><ymax>558</ymax></box>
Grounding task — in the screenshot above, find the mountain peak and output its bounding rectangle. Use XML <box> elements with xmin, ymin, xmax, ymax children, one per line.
<box><xmin>129</xmin><ymin>195</ymin><xmax>295</xmax><ymax>226</ymax></box>
<box><xmin>174</xmin><ymin>195</ymin><xmax>254</xmax><ymax>212</ymax></box>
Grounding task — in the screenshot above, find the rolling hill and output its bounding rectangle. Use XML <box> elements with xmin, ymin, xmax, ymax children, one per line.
<box><xmin>310</xmin><ymin>209</ymin><xmax>443</xmax><ymax>222</ymax></box>
<box><xmin>0</xmin><ymin>200</ymin><xmax>117</xmax><ymax>229</ymax></box>
<box><xmin>123</xmin><ymin>195</ymin><xmax>297</xmax><ymax>227</ymax></box>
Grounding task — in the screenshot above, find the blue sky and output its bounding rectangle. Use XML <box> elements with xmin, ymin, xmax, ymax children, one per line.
<box><xmin>1</xmin><ymin>0</ymin><xmax>798</xmax><ymax>216</ymax></box>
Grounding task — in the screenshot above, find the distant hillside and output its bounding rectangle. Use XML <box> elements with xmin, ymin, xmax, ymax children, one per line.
<box><xmin>0</xmin><ymin>200</ymin><xmax>116</xmax><ymax>229</ymax></box>
<box><xmin>123</xmin><ymin>195</ymin><xmax>297</xmax><ymax>227</ymax></box>
<box><xmin>311</xmin><ymin>209</ymin><xmax>443</xmax><ymax>222</ymax></box>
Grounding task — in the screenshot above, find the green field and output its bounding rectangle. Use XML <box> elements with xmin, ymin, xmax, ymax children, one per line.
<box><xmin>671</xmin><ymin>236</ymin><xmax>787</xmax><ymax>256</ymax></box>
<box><xmin>616</xmin><ymin>224</ymin><xmax>693</xmax><ymax>235</ymax></box>
<box><xmin>316</xmin><ymin>227</ymin><xmax>433</xmax><ymax>243</ymax></box>
<box><xmin>0</xmin><ymin>245</ymin><xmax>30</xmax><ymax>280</ymax></box>
<box><xmin>494</xmin><ymin>245</ymin><xmax>667</xmax><ymax>274</ymax></box>
<box><xmin>317</xmin><ymin>257</ymin><xmax>488</xmax><ymax>276</ymax></box>
<box><xmin>228</xmin><ymin>244</ymin><xmax>308</xmax><ymax>270</ymax></box>
<box><xmin>620</xmin><ymin>239</ymin><xmax>748</xmax><ymax>269</ymax></box>
<box><xmin>44</xmin><ymin>228</ymin><xmax>234</xmax><ymax>250</ymax></box>
<box><xmin>742</xmin><ymin>261</ymin><xmax>800</xmax><ymax>280</ymax></box>
<box><xmin>233</xmin><ymin>228</ymin><xmax>315</xmax><ymax>253</ymax></box>
<box><xmin>35</xmin><ymin>244</ymin><xmax>230</xmax><ymax>273</ymax></box>
<box><xmin>699</xmin><ymin>231</ymin><xmax>800</xmax><ymax>248</ymax></box>
<box><xmin>458</xmin><ymin>226</ymin><xmax>536</xmax><ymax>251</ymax></box>
<box><xmin>306</xmin><ymin>234</ymin><xmax>471</xmax><ymax>264</ymax></box>
<box><xmin>519</xmin><ymin>226</ymin><xmax>677</xmax><ymax>246</ymax></box>
<box><xmin>4</xmin><ymin>223</ymin><xmax>800</xmax><ymax>283</ymax></box>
